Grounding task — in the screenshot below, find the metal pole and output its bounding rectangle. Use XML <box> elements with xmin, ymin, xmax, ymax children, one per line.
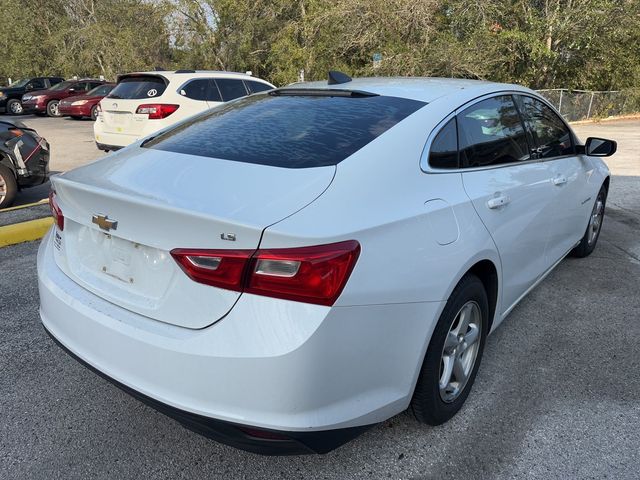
<box><xmin>558</xmin><ymin>89</ymin><xmax>563</xmax><ymax>115</ymax></box>
<box><xmin>586</xmin><ymin>92</ymin><xmax>595</xmax><ymax>119</ymax></box>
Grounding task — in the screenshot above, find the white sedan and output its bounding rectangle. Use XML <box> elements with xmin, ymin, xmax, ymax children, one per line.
<box><xmin>38</xmin><ymin>74</ymin><xmax>615</xmax><ymax>454</ymax></box>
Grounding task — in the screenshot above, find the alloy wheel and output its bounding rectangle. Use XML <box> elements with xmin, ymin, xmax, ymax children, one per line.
<box><xmin>439</xmin><ymin>301</ymin><xmax>483</xmax><ymax>403</ymax></box>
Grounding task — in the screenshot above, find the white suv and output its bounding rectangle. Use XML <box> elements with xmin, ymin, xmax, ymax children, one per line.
<box><xmin>93</xmin><ymin>70</ymin><xmax>274</xmax><ymax>151</ymax></box>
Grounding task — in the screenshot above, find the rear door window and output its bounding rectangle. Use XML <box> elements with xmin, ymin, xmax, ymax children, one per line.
<box><xmin>206</xmin><ymin>79</ymin><xmax>222</xmax><ymax>102</ymax></box>
<box><xmin>144</xmin><ymin>92</ymin><xmax>425</xmax><ymax>168</ymax></box>
<box><xmin>515</xmin><ymin>95</ymin><xmax>575</xmax><ymax>158</ymax></box>
<box><xmin>458</xmin><ymin>95</ymin><xmax>530</xmax><ymax>168</ymax></box>
<box><xmin>245</xmin><ymin>80</ymin><xmax>273</xmax><ymax>94</ymax></box>
<box><xmin>215</xmin><ymin>79</ymin><xmax>249</xmax><ymax>101</ymax></box>
<box><xmin>108</xmin><ymin>76</ymin><xmax>167</xmax><ymax>99</ymax></box>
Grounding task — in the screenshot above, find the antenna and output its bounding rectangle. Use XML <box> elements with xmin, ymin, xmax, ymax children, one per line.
<box><xmin>328</xmin><ymin>71</ymin><xmax>352</xmax><ymax>85</ymax></box>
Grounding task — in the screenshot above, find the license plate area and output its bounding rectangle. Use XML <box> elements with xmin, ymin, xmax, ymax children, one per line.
<box><xmin>63</xmin><ymin>222</ymin><xmax>175</xmax><ymax>308</ymax></box>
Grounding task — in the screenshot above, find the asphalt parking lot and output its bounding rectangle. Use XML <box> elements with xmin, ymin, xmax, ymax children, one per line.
<box><xmin>1</xmin><ymin>119</ymin><xmax>639</xmax><ymax>479</ymax></box>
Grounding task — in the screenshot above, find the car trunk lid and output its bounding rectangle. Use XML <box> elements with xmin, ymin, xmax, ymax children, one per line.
<box><xmin>51</xmin><ymin>147</ymin><xmax>335</xmax><ymax>329</ymax></box>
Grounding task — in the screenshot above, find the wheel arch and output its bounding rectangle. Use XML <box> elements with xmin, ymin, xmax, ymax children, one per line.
<box><xmin>0</xmin><ymin>150</ymin><xmax>17</xmax><ymax>176</ymax></box>
<box><xmin>466</xmin><ymin>259</ymin><xmax>499</xmax><ymax>333</ymax></box>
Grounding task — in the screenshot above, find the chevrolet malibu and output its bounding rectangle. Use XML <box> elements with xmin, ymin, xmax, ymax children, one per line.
<box><xmin>38</xmin><ymin>74</ymin><xmax>615</xmax><ymax>455</ymax></box>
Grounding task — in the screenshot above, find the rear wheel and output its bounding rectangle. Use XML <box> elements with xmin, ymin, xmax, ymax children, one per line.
<box><xmin>90</xmin><ymin>105</ymin><xmax>98</xmax><ymax>121</ymax></box>
<box><xmin>0</xmin><ymin>164</ymin><xmax>18</xmax><ymax>209</ymax></box>
<box><xmin>410</xmin><ymin>274</ymin><xmax>488</xmax><ymax>425</ymax></box>
<box><xmin>7</xmin><ymin>99</ymin><xmax>23</xmax><ymax>115</ymax></box>
<box><xmin>570</xmin><ymin>185</ymin><xmax>607</xmax><ymax>258</ymax></box>
<box><xmin>47</xmin><ymin>100</ymin><xmax>60</xmax><ymax>117</ymax></box>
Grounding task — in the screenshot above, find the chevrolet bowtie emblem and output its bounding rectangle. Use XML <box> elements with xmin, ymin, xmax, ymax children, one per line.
<box><xmin>92</xmin><ymin>214</ymin><xmax>118</xmax><ymax>231</ymax></box>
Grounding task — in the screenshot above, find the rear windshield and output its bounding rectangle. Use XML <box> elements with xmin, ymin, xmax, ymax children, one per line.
<box><xmin>143</xmin><ymin>92</ymin><xmax>425</xmax><ymax>168</ymax></box>
<box><xmin>107</xmin><ymin>76</ymin><xmax>167</xmax><ymax>99</ymax></box>
<box><xmin>87</xmin><ymin>84</ymin><xmax>114</xmax><ymax>96</ymax></box>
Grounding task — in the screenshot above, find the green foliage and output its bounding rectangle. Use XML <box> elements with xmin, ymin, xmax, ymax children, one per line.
<box><xmin>0</xmin><ymin>0</ymin><xmax>638</xmax><ymax>90</ymax></box>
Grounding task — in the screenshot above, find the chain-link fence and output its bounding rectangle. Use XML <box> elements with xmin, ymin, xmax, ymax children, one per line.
<box><xmin>536</xmin><ymin>89</ymin><xmax>640</xmax><ymax>122</ymax></box>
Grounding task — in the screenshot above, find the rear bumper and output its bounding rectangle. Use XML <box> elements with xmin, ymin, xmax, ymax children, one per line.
<box><xmin>93</xmin><ymin>123</ymin><xmax>139</xmax><ymax>149</ymax></box>
<box><xmin>42</xmin><ymin>324</ymin><xmax>369</xmax><ymax>455</ymax></box>
<box><xmin>38</xmin><ymin>230</ymin><xmax>441</xmax><ymax>453</ymax></box>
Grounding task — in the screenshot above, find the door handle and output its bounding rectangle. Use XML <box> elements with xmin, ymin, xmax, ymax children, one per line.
<box><xmin>552</xmin><ymin>175</ymin><xmax>568</xmax><ymax>186</ymax></box>
<box><xmin>487</xmin><ymin>195</ymin><xmax>510</xmax><ymax>209</ymax></box>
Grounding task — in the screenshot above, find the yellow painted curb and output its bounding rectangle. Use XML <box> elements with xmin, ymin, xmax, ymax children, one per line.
<box><xmin>0</xmin><ymin>198</ymin><xmax>49</xmax><ymax>213</ymax></box>
<box><xmin>0</xmin><ymin>217</ymin><xmax>54</xmax><ymax>248</ymax></box>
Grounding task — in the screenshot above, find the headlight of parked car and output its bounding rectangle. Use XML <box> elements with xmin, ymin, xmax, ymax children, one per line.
<box><xmin>71</xmin><ymin>100</ymin><xmax>88</xmax><ymax>106</ymax></box>
<box><xmin>0</xmin><ymin>92</ymin><xmax>6</xmax><ymax>98</ymax></box>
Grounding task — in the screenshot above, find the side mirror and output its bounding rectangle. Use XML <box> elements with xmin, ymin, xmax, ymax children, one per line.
<box><xmin>25</xmin><ymin>84</ymin><xmax>34</xmax><ymax>91</ymax></box>
<box><xmin>585</xmin><ymin>137</ymin><xmax>617</xmax><ymax>157</ymax></box>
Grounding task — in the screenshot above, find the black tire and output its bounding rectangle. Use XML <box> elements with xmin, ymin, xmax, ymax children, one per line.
<box><xmin>570</xmin><ymin>184</ymin><xmax>607</xmax><ymax>258</ymax></box>
<box><xmin>6</xmin><ymin>99</ymin><xmax>23</xmax><ymax>115</ymax></box>
<box><xmin>90</xmin><ymin>105</ymin><xmax>98</xmax><ymax>121</ymax></box>
<box><xmin>46</xmin><ymin>100</ymin><xmax>60</xmax><ymax>117</ymax></box>
<box><xmin>0</xmin><ymin>164</ymin><xmax>18</xmax><ymax>209</ymax></box>
<box><xmin>410</xmin><ymin>274</ymin><xmax>489</xmax><ymax>425</ymax></box>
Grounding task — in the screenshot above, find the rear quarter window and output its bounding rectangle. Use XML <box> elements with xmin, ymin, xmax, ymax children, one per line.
<box><xmin>108</xmin><ymin>76</ymin><xmax>167</xmax><ymax>100</ymax></box>
<box><xmin>143</xmin><ymin>92</ymin><xmax>425</xmax><ymax>168</ymax></box>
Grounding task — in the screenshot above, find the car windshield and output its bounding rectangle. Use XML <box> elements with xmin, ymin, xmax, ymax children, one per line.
<box><xmin>49</xmin><ymin>80</ymin><xmax>74</xmax><ymax>91</ymax></box>
<box><xmin>143</xmin><ymin>92</ymin><xmax>426</xmax><ymax>168</ymax></box>
<box><xmin>87</xmin><ymin>84</ymin><xmax>114</xmax><ymax>96</ymax></box>
<box><xmin>107</xmin><ymin>76</ymin><xmax>167</xmax><ymax>99</ymax></box>
<box><xmin>9</xmin><ymin>79</ymin><xmax>30</xmax><ymax>88</ymax></box>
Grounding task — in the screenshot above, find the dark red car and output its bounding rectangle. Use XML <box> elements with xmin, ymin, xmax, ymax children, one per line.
<box><xmin>21</xmin><ymin>79</ymin><xmax>107</xmax><ymax>117</ymax></box>
<box><xmin>59</xmin><ymin>83</ymin><xmax>115</xmax><ymax>120</ymax></box>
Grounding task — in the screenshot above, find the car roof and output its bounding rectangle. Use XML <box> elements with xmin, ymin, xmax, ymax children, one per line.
<box><xmin>291</xmin><ymin>77</ymin><xmax>534</xmax><ymax>103</ymax></box>
<box><xmin>124</xmin><ymin>71</ymin><xmax>273</xmax><ymax>85</ymax></box>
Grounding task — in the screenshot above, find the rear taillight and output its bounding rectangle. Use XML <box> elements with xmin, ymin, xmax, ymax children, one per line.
<box><xmin>49</xmin><ymin>191</ymin><xmax>64</xmax><ymax>231</ymax></box>
<box><xmin>171</xmin><ymin>249</ymin><xmax>253</xmax><ymax>292</ymax></box>
<box><xmin>246</xmin><ymin>241</ymin><xmax>360</xmax><ymax>306</ymax></box>
<box><xmin>171</xmin><ymin>240</ymin><xmax>360</xmax><ymax>306</ymax></box>
<box><xmin>136</xmin><ymin>103</ymin><xmax>179</xmax><ymax>119</ymax></box>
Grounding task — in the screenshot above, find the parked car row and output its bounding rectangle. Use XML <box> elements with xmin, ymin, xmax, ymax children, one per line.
<box><xmin>0</xmin><ymin>77</ymin><xmax>112</xmax><ymax>118</ymax></box>
<box><xmin>0</xmin><ymin>70</ymin><xmax>276</xmax><ymax>153</ymax></box>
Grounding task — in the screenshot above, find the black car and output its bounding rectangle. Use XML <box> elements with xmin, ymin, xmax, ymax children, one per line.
<box><xmin>0</xmin><ymin>77</ymin><xmax>65</xmax><ymax>115</ymax></box>
<box><xmin>0</xmin><ymin>120</ymin><xmax>49</xmax><ymax>208</ymax></box>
